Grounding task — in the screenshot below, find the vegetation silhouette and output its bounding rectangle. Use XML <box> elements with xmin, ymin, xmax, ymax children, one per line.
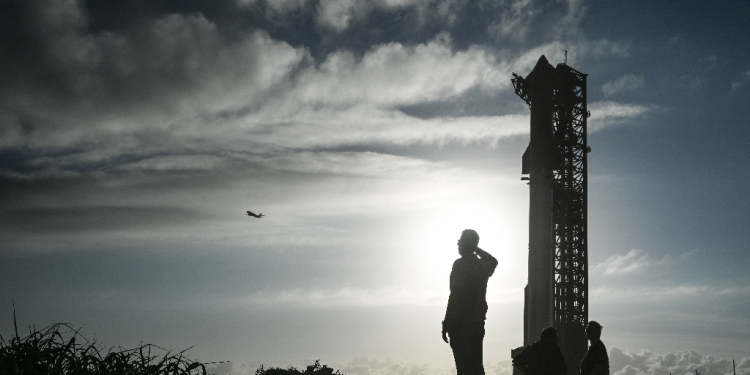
<box><xmin>0</xmin><ymin>319</ymin><xmax>345</xmax><ymax>375</ymax></box>
<box><xmin>0</xmin><ymin>322</ymin><xmax>207</xmax><ymax>375</ymax></box>
<box><xmin>254</xmin><ymin>360</ymin><xmax>342</xmax><ymax>375</ymax></box>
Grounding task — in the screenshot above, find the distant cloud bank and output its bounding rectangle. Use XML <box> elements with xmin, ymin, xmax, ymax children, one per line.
<box><xmin>611</xmin><ymin>348</ymin><xmax>750</xmax><ymax>375</ymax></box>
<box><xmin>207</xmin><ymin>349</ymin><xmax>750</xmax><ymax>375</ymax></box>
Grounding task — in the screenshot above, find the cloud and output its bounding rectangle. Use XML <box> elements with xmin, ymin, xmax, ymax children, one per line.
<box><xmin>1</xmin><ymin>14</ymin><xmax>528</xmax><ymax>176</ymax></box>
<box><xmin>235</xmin><ymin>0</ymin><xmax>590</xmax><ymax>47</ymax></box>
<box><xmin>290</xmin><ymin>33</ymin><xmax>506</xmax><ymax>107</ymax></box>
<box><xmin>592</xmin><ymin>249</ymin><xmax>702</xmax><ymax>279</ymax></box>
<box><xmin>602</xmin><ymin>75</ymin><xmax>645</xmax><ymax>97</ymax></box>
<box><xmin>487</xmin><ymin>0</ymin><xmax>538</xmax><ymax>43</ymax></box>
<box><xmin>316</xmin><ymin>0</ymin><xmax>370</xmax><ymax>31</ymax></box>
<box><xmin>592</xmin><ymin>283</ymin><xmax>750</xmax><ymax>305</ymax></box>
<box><xmin>0</xmin><ymin>0</ymin><xmax>641</xmax><ymax>177</ymax></box>
<box><xmin>0</xmin><ymin>7</ymin><xmax>308</xmax><ymax>150</ymax></box>
<box><xmin>483</xmin><ymin>0</ymin><xmax>589</xmax><ymax>44</ymax></box>
<box><xmin>587</xmin><ymin>101</ymin><xmax>650</xmax><ymax>132</ymax></box>
<box><xmin>228</xmin><ymin>281</ymin><xmax>521</xmax><ymax>309</ymax></box>
<box><xmin>609</xmin><ymin>348</ymin><xmax>750</xmax><ymax>375</ymax></box>
<box><xmin>0</xmin><ymin>148</ymin><xmax>518</xmax><ymax>251</ymax></box>
<box><xmin>549</xmin><ymin>0</ymin><xmax>588</xmax><ymax>41</ymax></box>
<box><xmin>731</xmin><ymin>70</ymin><xmax>750</xmax><ymax>91</ymax></box>
<box><xmin>236</xmin><ymin>287</ymin><xmax>448</xmax><ymax>308</ymax></box>
<box><xmin>593</xmin><ymin>249</ymin><xmax>651</xmax><ymax>275</ymax></box>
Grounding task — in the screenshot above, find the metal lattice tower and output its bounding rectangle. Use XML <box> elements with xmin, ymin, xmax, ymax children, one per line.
<box><xmin>512</xmin><ymin>57</ymin><xmax>589</xmax><ymax>375</ymax></box>
<box><xmin>551</xmin><ymin>63</ymin><xmax>589</xmax><ymax>374</ymax></box>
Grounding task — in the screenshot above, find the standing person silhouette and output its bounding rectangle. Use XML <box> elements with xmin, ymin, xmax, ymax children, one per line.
<box><xmin>512</xmin><ymin>327</ymin><xmax>566</xmax><ymax>375</ymax></box>
<box><xmin>580</xmin><ymin>321</ymin><xmax>609</xmax><ymax>375</ymax></box>
<box><xmin>442</xmin><ymin>229</ymin><xmax>498</xmax><ymax>375</ymax></box>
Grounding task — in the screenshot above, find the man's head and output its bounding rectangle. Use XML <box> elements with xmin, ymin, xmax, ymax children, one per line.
<box><xmin>586</xmin><ymin>321</ymin><xmax>603</xmax><ymax>341</ymax></box>
<box><xmin>457</xmin><ymin>229</ymin><xmax>480</xmax><ymax>256</ymax></box>
<box><xmin>540</xmin><ymin>326</ymin><xmax>558</xmax><ymax>342</ymax></box>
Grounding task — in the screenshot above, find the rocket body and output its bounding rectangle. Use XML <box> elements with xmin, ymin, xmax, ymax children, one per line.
<box><xmin>524</xmin><ymin>56</ymin><xmax>556</xmax><ymax>346</ymax></box>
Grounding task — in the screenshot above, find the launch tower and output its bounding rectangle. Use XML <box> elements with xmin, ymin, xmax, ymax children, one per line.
<box><xmin>512</xmin><ymin>55</ymin><xmax>589</xmax><ymax>375</ymax></box>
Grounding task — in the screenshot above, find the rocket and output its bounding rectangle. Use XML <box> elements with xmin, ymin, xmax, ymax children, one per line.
<box><xmin>521</xmin><ymin>55</ymin><xmax>557</xmax><ymax>346</ymax></box>
<box><xmin>512</xmin><ymin>55</ymin><xmax>590</xmax><ymax>375</ymax></box>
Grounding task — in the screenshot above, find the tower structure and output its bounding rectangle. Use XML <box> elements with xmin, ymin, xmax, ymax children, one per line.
<box><xmin>511</xmin><ymin>55</ymin><xmax>589</xmax><ymax>375</ymax></box>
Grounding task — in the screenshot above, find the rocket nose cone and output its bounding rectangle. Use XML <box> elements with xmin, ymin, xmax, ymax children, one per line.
<box><xmin>535</xmin><ymin>55</ymin><xmax>550</xmax><ymax>68</ymax></box>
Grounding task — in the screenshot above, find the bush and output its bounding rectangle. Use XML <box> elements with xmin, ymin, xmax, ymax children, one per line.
<box><xmin>254</xmin><ymin>360</ymin><xmax>342</xmax><ymax>375</ymax></box>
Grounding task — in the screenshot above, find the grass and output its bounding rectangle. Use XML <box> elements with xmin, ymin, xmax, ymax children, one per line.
<box><xmin>0</xmin><ymin>322</ymin><xmax>344</xmax><ymax>375</ymax></box>
<box><xmin>0</xmin><ymin>322</ymin><xmax>207</xmax><ymax>375</ymax></box>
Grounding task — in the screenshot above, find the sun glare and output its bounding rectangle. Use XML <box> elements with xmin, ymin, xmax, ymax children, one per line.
<box><xmin>401</xmin><ymin>187</ymin><xmax>529</xmax><ymax>292</ymax></box>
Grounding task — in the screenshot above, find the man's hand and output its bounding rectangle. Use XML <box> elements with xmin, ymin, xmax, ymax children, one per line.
<box><xmin>442</xmin><ymin>329</ymin><xmax>449</xmax><ymax>343</ymax></box>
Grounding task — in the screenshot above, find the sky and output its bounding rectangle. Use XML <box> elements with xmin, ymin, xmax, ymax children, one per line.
<box><xmin>1</xmin><ymin>0</ymin><xmax>750</xmax><ymax>374</ymax></box>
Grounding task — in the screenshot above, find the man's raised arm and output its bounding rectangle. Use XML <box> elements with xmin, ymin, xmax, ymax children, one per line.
<box><xmin>475</xmin><ymin>247</ymin><xmax>498</xmax><ymax>276</ymax></box>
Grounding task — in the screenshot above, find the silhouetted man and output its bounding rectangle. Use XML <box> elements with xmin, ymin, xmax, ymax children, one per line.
<box><xmin>580</xmin><ymin>321</ymin><xmax>609</xmax><ymax>375</ymax></box>
<box><xmin>442</xmin><ymin>229</ymin><xmax>498</xmax><ymax>375</ymax></box>
<box><xmin>512</xmin><ymin>327</ymin><xmax>566</xmax><ymax>375</ymax></box>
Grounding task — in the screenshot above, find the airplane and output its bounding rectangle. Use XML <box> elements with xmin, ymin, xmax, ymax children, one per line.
<box><xmin>246</xmin><ymin>211</ymin><xmax>264</xmax><ymax>218</ymax></box>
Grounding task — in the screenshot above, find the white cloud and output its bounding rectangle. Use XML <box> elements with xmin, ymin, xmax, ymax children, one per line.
<box><xmin>594</xmin><ymin>249</ymin><xmax>651</xmax><ymax>275</ymax></box>
<box><xmin>610</xmin><ymin>348</ymin><xmax>750</xmax><ymax>375</ymax></box>
<box><xmin>230</xmin><ymin>107</ymin><xmax>529</xmax><ymax>152</ymax></box>
<box><xmin>317</xmin><ymin>0</ymin><xmax>364</xmax><ymax>31</ymax></box>
<box><xmin>592</xmin><ymin>249</ymin><xmax>701</xmax><ymax>277</ymax></box>
<box><xmin>289</xmin><ymin>33</ymin><xmax>507</xmax><ymax>107</ymax></box>
<box><xmin>0</xmin><ymin>1</ymin><xmax>649</xmax><ymax>184</ymax></box>
<box><xmin>587</xmin><ymin>101</ymin><xmax>650</xmax><ymax>132</ymax></box>
<box><xmin>602</xmin><ymin>75</ymin><xmax>645</xmax><ymax>97</ymax></box>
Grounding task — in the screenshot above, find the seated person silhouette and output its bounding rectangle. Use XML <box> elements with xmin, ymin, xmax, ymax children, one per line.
<box><xmin>442</xmin><ymin>229</ymin><xmax>498</xmax><ymax>375</ymax></box>
<box><xmin>513</xmin><ymin>327</ymin><xmax>566</xmax><ymax>375</ymax></box>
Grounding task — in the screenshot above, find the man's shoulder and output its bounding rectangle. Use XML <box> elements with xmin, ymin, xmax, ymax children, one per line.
<box><xmin>591</xmin><ymin>340</ymin><xmax>608</xmax><ymax>354</ymax></box>
<box><xmin>452</xmin><ymin>256</ymin><xmax>476</xmax><ymax>267</ymax></box>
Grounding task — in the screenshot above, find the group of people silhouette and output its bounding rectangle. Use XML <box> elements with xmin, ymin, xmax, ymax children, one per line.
<box><xmin>442</xmin><ymin>229</ymin><xmax>609</xmax><ymax>375</ymax></box>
